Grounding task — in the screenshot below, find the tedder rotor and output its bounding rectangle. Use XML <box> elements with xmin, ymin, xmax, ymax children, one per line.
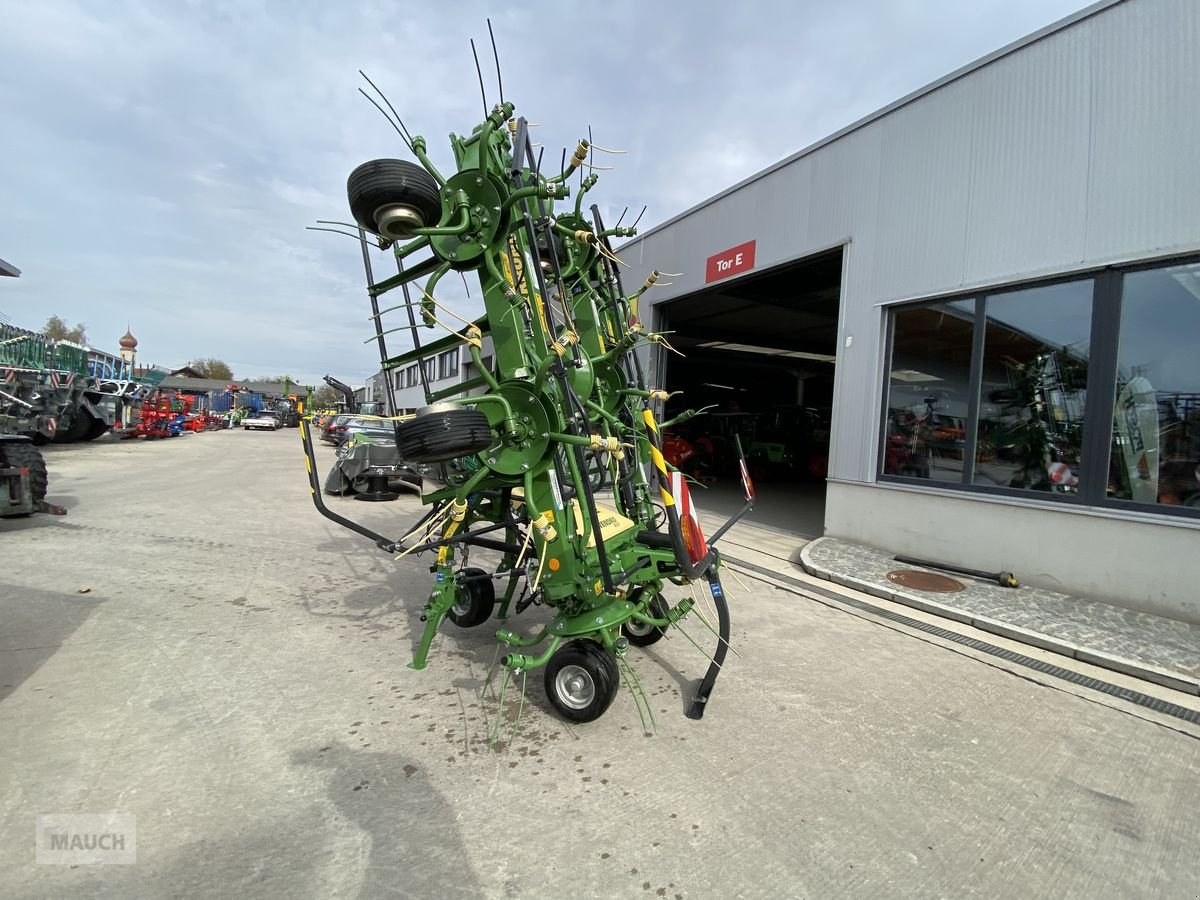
<box><xmin>300</xmin><ymin>57</ymin><xmax>756</xmax><ymax>725</ymax></box>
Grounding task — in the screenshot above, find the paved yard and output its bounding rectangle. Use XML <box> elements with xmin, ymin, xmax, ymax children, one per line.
<box><xmin>2</xmin><ymin>429</ymin><xmax>1199</xmax><ymax>898</ymax></box>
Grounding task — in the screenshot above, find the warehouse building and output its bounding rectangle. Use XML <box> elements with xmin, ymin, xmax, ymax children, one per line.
<box><xmin>618</xmin><ymin>0</ymin><xmax>1199</xmax><ymax>621</ymax></box>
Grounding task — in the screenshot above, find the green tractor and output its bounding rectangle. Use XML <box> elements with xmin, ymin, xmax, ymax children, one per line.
<box><xmin>300</xmin><ymin>59</ymin><xmax>754</xmax><ymax>725</ymax></box>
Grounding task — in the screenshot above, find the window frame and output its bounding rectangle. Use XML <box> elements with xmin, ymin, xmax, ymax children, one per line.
<box><xmin>438</xmin><ymin>348</ymin><xmax>459</xmax><ymax>380</ymax></box>
<box><xmin>877</xmin><ymin>252</ymin><xmax>1200</xmax><ymax>521</ymax></box>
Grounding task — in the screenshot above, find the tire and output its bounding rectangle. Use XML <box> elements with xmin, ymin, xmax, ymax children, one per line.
<box><xmin>347</xmin><ymin>159</ymin><xmax>442</xmax><ymax>240</ymax></box>
<box><xmin>0</xmin><ymin>440</ymin><xmax>48</xmax><ymax>516</ymax></box>
<box><xmin>52</xmin><ymin>412</ymin><xmax>91</xmax><ymax>444</ymax></box>
<box><xmin>544</xmin><ymin>640</ymin><xmax>620</xmax><ymax>723</ymax></box>
<box><xmin>395</xmin><ymin>408</ymin><xmax>494</xmax><ymax>464</ymax></box>
<box><xmin>621</xmin><ymin>594</ymin><xmax>670</xmax><ymax>647</ymax></box>
<box><xmin>446</xmin><ymin>567</ymin><xmax>495</xmax><ymax>628</ymax></box>
<box><xmin>535</xmin><ymin>227</ymin><xmax>568</xmax><ymax>272</ymax></box>
<box><xmin>82</xmin><ymin>415</ymin><xmax>110</xmax><ymax>441</ymax></box>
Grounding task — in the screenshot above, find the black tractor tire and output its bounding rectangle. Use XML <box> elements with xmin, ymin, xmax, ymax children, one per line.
<box><xmin>82</xmin><ymin>415</ymin><xmax>110</xmax><ymax>441</ymax></box>
<box><xmin>621</xmin><ymin>594</ymin><xmax>671</xmax><ymax>647</ymax></box>
<box><xmin>347</xmin><ymin>159</ymin><xmax>442</xmax><ymax>239</ymax></box>
<box><xmin>0</xmin><ymin>440</ymin><xmax>48</xmax><ymax>516</ymax></box>
<box><xmin>395</xmin><ymin>409</ymin><xmax>494</xmax><ymax>464</ymax></box>
<box><xmin>53</xmin><ymin>412</ymin><xmax>91</xmax><ymax>444</ymax></box>
<box><xmin>446</xmin><ymin>567</ymin><xmax>495</xmax><ymax>628</ymax></box>
<box><xmin>544</xmin><ymin>640</ymin><xmax>620</xmax><ymax>723</ymax></box>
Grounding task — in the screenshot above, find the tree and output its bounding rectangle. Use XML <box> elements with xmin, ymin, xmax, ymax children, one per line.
<box><xmin>43</xmin><ymin>315</ymin><xmax>87</xmax><ymax>345</ymax></box>
<box><xmin>187</xmin><ymin>357</ymin><xmax>234</xmax><ymax>380</ymax></box>
<box><xmin>313</xmin><ymin>385</ymin><xmax>345</xmax><ymax>408</ymax></box>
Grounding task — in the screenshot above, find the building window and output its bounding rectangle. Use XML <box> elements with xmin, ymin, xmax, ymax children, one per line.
<box><xmin>882</xmin><ymin>299</ymin><xmax>975</xmax><ymax>482</ymax></box>
<box><xmin>972</xmin><ymin>280</ymin><xmax>1092</xmax><ymax>494</ymax></box>
<box><xmin>1108</xmin><ymin>261</ymin><xmax>1200</xmax><ymax>510</ymax></box>
<box><xmin>879</xmin><ymin>256</ymin><xmax>1200</xmax><ymax>519</ymax></box>
<box><xmin>393</xmin><ymin>370</ymin><xmax>402</xmax><ymax>390</ymax></box>
<box><xmin>438</xmin><ymin>349</ymin><xmax>459</xmax><ymax>380</ymax></box>
<box><xmin>405</xmin><ymin>365</ymin><xmax>418</xmax><ymax>388</ymax></box>
<box><xmin>422</xmin><ymin>358</ymin><xmax>435</xmax><ymax>384</ymax></box>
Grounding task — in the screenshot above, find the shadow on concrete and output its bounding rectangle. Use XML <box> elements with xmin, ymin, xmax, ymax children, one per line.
<box><xmin>290</xmin><ymin>740</ymin><xmax>482</xmax><ymax>897</ymax></box>
<box><xmin>638</xmin><ymin>644</ymin><xmax>704</xmax><ymax>718</ymax></box>
<box><xmin>0</xmin><ymin>583</ymin><xmax>103</xmax><ymax>702</ymax></box>
<box><xmin>0</xmin><ymin>513</ymin><xmax>77</xmax><ymax>534</ymax></box>
<box><xmin>45</xmin><ymin>493</ymin><xmax>81</xmax><ymax>511</ymax></box>
<box><xmin>64</xmin><ymin>742</ymin><xmax>482</xmax><ymax>898</ymax></box>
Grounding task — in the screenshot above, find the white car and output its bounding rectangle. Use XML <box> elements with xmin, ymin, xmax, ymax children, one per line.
<box><xmin>242</xmin><ymin>410</ymin><xmax>281</xmax><ymax>431</ymax></box>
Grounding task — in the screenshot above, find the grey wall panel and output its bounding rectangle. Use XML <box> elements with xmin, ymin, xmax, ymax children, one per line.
<box><xmin>962</xmin><ymin>21</ymin><xmax>1092</xmax><ymax>282</ymax></box>
<box><xmin>1086</xmin><ymin>0</ymin><xmax>1200</xmax><ymax>260</ymax></box>
<box><xmin>870</xmin><ymin>76</ymin><xmax>977</xmax><ymax>301</ymax></box>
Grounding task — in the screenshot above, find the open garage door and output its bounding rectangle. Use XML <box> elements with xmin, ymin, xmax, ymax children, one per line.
<box><xmin>655</xmin><ymin>248</ymin><xmax>842</xmax><ymax>538</ymax></box>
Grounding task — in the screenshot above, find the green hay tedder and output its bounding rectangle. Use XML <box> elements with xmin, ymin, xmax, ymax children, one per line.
<box><xmin>301</xmin><ymin>49</ymin><xmax>755</xmax><ymax>725</ymax></box>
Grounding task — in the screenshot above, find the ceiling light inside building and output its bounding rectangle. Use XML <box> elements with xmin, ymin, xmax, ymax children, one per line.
<box><xmin>696</xmin><ymin>340</ymin><xmax>835</xmax><ymax>363</ymax></box>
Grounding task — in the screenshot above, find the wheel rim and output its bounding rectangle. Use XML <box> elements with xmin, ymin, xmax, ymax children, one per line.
<box><xmin>624</xmin><ymin>618</ymin><xmax>654</xmax><ymax>638</ymax></box>
<box><xmin>451</xmin><ymin>593</ymin><xmax>471</xmax><ymax>617</ymax></box>
<box><xmin>554</xmin><ymin>665</ymin><xmax>596</xmax><ymax>710</ymax></box>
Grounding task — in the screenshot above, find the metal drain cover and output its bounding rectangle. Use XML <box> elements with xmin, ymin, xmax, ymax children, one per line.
<box><xmin>886</xmin><ymin>569</ymin><xmax>966</xmax><ymax>593</ymax></box>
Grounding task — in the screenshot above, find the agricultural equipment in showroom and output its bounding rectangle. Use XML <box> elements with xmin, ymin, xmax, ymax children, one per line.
<box><xmin>300</xmin><ymin>57</ymin><xmax>755</xmax><ymax>726</ymax></box>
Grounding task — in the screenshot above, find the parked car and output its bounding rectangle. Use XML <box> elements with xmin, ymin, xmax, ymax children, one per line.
<box><xmin>242</xmin><ymin>410</ymin><xmax>281</xmax><ymax>431</ymax></box>
<box><xmin>339</xmin><ymin>417</ymin><xmax>399</xmax><ymax>448</ymax></box>
<box><xmin>320</xmin><ymin>414</ymin><xmax>353</xmax><ymax>444</ymax></box>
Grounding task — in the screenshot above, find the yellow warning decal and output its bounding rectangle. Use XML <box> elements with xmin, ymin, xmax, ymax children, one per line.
<box><xmin>570</xmin><ymin>501</ymin><xmax>637</xmax><ymax>549</ymax></box>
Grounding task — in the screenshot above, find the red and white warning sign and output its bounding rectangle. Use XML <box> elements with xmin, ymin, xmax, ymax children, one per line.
<box><xmin>669</xmin><ymin>471</ymin><xmax>708</xmax><ymax>563</ymax></box>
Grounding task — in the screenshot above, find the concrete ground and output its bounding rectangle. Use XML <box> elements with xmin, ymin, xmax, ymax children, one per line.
<box><xmin>3</xmin><ymin>429</ymin><xmax>1200</xmax><ymax>899</ymax></box>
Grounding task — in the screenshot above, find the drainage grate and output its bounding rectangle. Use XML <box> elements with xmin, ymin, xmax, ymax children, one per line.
<box><xmin>725</xmin><ymin>556</ymin><xmax>1200</xmax><ymax>728</ymax></box>
<box><xmin>887</xmin><ymin>569</ymin><xmax>965</xmax><ymax>592</ymax></box>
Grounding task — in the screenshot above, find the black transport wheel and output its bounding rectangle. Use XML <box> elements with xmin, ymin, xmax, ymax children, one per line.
<box><xmin>347</xmin><ymin>159</ymin><xmax>442</xmax><ymax>241</ymax></box>
<box><xmin>446</xmin><ymin>567</ymin><xmax>495</xmax><ymax>628</ymax></box>
<box><xmin>0</xmin><ymin>440</ymin><xmax>48</xmax><ymax>517</ymax></box>
<box><xmin>395</xmin><ymin>408</ymin><xmax>493</xmax><ymax>464</ymax></box>
<box><xmin>544</xmin><ymin>640</ymin><xmax>620</xmax><ymax>723</ymax></box>
<box><xmin>621</xmin><ymin>594</ymin><xmax>670</xmax><ymax>647</ymax></box>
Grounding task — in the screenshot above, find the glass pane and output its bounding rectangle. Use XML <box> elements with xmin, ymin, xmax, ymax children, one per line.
<box><xmin>882</xmin><ymin>300</ymin><xmax>975</xmax><ymax>481</ymax></box>
<box><xmin>972</xmin><ymin>280</ymin><xmax>1092</xmax><ymax>493</ymax></box>
<box><xmin>1109</xmin><ymin>262</ymin><xmax>1200</xmax><ymax>509</ymax></box>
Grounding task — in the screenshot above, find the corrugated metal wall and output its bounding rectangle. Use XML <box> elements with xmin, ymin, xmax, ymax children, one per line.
<box><xmin>623</xmin><ymin>0</ymin><xmax>1200</xmax><ymax>484</ymax></box>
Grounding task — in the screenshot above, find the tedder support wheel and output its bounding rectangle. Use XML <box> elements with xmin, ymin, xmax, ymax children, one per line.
<box><xmin>347</xmin><ymin>159</ymin><xmax>442</xmax><ymax>241</ymax></box>
<box><xmin>446</xmin><ymin>567</ymin><xmax>495</xmax><ymax>628</ymax></box>
<box><xmin>395</xmin><ymin>407</ymin><xmax>494</xmax><ymax>464</ymax></box>
<box><xmin>621</xmin><ymin>594</ymin><xmax>670</xmax><ymax>647</ymax></box>
<box><xmin>544</xmin><ymin>640</ymin><xmax>620</xmax><ymax>723</ymax></box>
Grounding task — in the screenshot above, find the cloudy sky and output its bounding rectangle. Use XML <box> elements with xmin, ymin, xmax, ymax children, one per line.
<box><xmin>0</xmin><ymin>0</ymin><xmax>1090</xmax><ymax>385</ymax></box>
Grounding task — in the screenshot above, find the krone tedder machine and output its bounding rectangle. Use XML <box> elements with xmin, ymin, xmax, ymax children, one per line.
<box><xmin>301</xmin><ymin>61</ymin><xmax>755</xmax><ymax>725</ymax></box>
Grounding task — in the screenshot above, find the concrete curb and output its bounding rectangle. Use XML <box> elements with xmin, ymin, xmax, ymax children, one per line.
<box><xmin>798</xmin><ymin>538</ymin><xmax>1200</xmax><ymax>697</ymax></box>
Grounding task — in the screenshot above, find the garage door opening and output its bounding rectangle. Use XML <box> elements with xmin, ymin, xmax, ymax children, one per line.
<box><xmin>655</xmin><ymin>248</ymin><xmax>843</xmax><ymax>538</ymax></box>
